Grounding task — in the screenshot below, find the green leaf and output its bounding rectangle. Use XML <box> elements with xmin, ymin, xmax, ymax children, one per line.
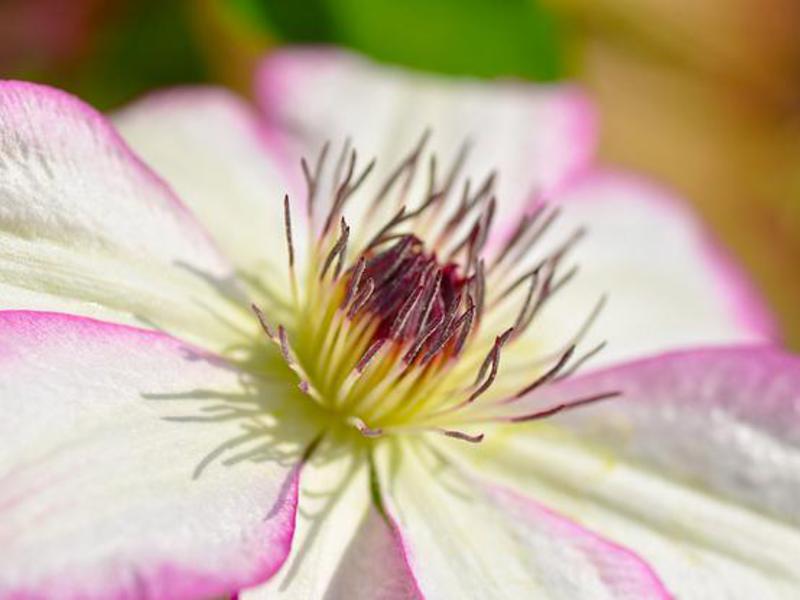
<box><xmin>256</xmin><ymin>0</ymin><xmax>566</xmax><ymax>80</ymax></box>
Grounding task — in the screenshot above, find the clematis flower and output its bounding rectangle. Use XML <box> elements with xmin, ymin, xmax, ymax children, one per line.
<box><xmin>0</xmin><ymin>48</ymin><xmax>797</xmax><ymax>599</ymax></box>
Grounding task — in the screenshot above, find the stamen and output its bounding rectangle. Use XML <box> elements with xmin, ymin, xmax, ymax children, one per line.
<box><xmin>320</xmin><ymin>218</ymin><xmax>350</xmax><ymax>281</ymax></box>
<box><xmin>351</xmin><ymin>416</ymin><xmax>384</xmax><ymax>437</ymax></box>
<box><xmin>471</xmin><ymin>259</ymin><xmax>486</xmax><ymax>322</ymax></box>
<box><xmin>491</xmin><ymin>206</ymin><xmax>541</xmax><ymax>270</ymax></box>
<box><xmin>347</xmin><ymin>277</ymin><xmax>375</xmax><ymax>318</ymax></box>
<box><xmin>439</xmin><ymin>428</ymin><xmax>484</xmax><ymax>443</ymax></box>
<box><xmin>554</xmin><ymin>341</ymin><xmax>607</xmax><ymax>382</ymax></box>
<box><xmin>467</xmin><ymin>327</ymin><xmax>514</xmax><ymax>403</ymax></box>
<box><xmin>508</xmin><ymin>391</ymin><xmax>620</xmax><ymax>423</ymax></box>
<box><xmin>301</xmin><ymin>141</ymin><xmax>330</xmax><ymax>220</ymax></box>
<box><xmin>371</xmin><ymin>128</ymin><xmax>431</xmax><ymax>211</ymax></box>
<box><xmin>252</xmin><ymin>135</ymin><xmax>616</xmax><ymax>445</ymax></box>
<box><xmin>417</xmin><ymin>270</ymin><xmax>443</xmax><ymax>334</ymax></box>
<box><xmin>331</xmin><ymin>138</ymin><xmax>352</xmax><ymax>198</ymax></box>
<box><xmin>343</xmin><ymin>256</ymin><xmax>366</xmax><ymax>309</ymax></box>
<box><xmin>323</xmin><ymin>148</ymin><xmax>375</xmax><ymax>236</ymax></box>
<box><xmin>420</xmin><ymin>297</ymin><xmax>464</xmax><ymax>365</ymax></box>
<box><xmin>442</xmin><ymin>140</ymin><xmax>471</xmax><ymax>197</ymax></box>
<box><xmin>511</xmin><ymin>270</ymin><xmax>540</xmax><ymax>335</ymax></box>
<box><xmin>491</xmin><ymin>205</ymin><xmax>559</xmax><ymax>275</ymax></box>
<box><xmin>402</xmin><ymin>316</ymin><xmax>443</xmax><ymax>365</ymax></box>
<box><xmin>277</xmin><ymin>325</ymin><xmax>294</xmax><ymax>366</ymax></box>
<box><xmin>450</xmin><ymin>296</ymin><xmax>476</xmax><ymax>357</ymax></box>
<box><xmin>365</xmin><ymin>206</ymin><xmax>407</xmax><ymax>250</ymax></box>
<box><xmin>388</xmin><ymin>286</ymin><xmax>425</xmax><ymax>339</ymax></box>
<box><xmin>283</xmin><ymin>194</ymin><xmax>295</xmax><ymax>269</ymax></box>
<box><xmin>283</xmin><ymin>194</ymin><xmax>299</xmax><ymax>301</ymax></box>
<box><xmin>513</xmin><ymin>345</ymin><xmax>576</xmax><ymax>399</ymax></box>
<box><xmin>355</xmin><ymin>339</ymin><xmax>387</xmax><ymax>374</ymax></box>
<box><xmin>435</xmin><ymin>171</ymin><xmax>497</xmax><ymax>250</ymax></box>
<box><xmin>251</xmin><ymin>303</ymin><xmax>274</xmax><ymax>339</ymax></box>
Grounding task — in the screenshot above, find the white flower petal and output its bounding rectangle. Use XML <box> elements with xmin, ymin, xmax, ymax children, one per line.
<box><xmin>254</xmin><ymin>50</ymin><xmax>774</xmax><ymax>365</ymax></box>
<box><xmin>0</xmin><ymin>81</ymin><xmax>251</xmax><ymax>352</ymax></box>
<box><xmin>243</xmin><ymin>442</ymin><xmax>371</xmax><ymax>599</ymax></box>
<box><xmin>464</xmin><ymin>347</ymin><xmax>800</xmax><ymax>598</ymax></box>
<box><xmin>499</xmin><ymin>171</ymin><xmax>777</xmax><ymax>372</ymax></box>
<box><xmin>114</xmin><ymin>87</ymin><xmax>302</xmax><ymax>306</ymax></box>
<box><xmin>376</xmin><ymin>440</ymin><xmax>668</xmax><ymax>599</ymax></box>
<box><xmin>257</xmin><ymin>47</ymin><xmax>595</xmax><ymax>219</ymax></box>
<box><xmin>0</xmin><ymin>311</ymin><xmax>320</xmax><ymax>599</ymax></box>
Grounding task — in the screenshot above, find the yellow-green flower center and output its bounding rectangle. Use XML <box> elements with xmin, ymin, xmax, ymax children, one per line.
<box><xmin>252</xmin><ymin>136</ymin><xmax>616</xmax><ymax>443</ymax></box>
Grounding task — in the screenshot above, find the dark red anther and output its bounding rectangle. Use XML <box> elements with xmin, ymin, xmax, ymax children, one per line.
<box><xmin>342</xmin><ymin>234</ymin><xmax>471</xmax><ymax>368</ymax></box>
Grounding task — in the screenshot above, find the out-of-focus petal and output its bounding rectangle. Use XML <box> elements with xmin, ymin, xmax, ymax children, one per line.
<box><xmin>114</xmin><ymin>88</ymin><xmax>302</xmax><ymax>309</ymax></box>
<box><xmin>0</xmin><ymin>311</ymin><xmax>320</xmax><ymax>599</ymax></box>
<box><xmin>257</xmin><ymin>47</ymin><xmax>595</xmax><ymax>217</ymax></box>
<box><xmin>465</xmin><ymin>347</ymin><xmax>800</xmax><ymax>598</ymax></box>
<box><xmin>0</xmin><ymin>81</ymin><xmax>252</xmax><ymax>352</ymax></box>
<box><xmin>496</xmin><ymin>171</ymin><xmax>778</xmax><ymax>373</ymax></box>
<box><xmin>375</xmin><ymin>440</ymin><xmax>668</xmax><ymax>599</ymax></box>
<box><xmin>255</xmin><ymin>50</ymin><xmax>776</xmax><ymax>365</ymax></box>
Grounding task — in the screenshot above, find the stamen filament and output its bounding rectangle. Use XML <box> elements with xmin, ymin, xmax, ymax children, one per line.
<box><xmin>252</xmin><ymin>136</ymin><xmax>617</xmax><ymax>444</ymax></box>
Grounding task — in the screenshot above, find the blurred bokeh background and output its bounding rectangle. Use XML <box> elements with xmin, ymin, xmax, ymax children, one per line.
<box><xmin>1</xmin><ymin>0</ymin><xmax>798</xmax><ymax>347</ymax></box>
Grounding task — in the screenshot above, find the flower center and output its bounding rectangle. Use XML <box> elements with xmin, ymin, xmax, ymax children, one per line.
<box><xmin>346</xmin><ymin>235</ymin><xmax>472</xmax><ymax>366</ymax></box>
<box><xmin>252</xmin><ymin>135</ymin><xmax>616</xmax><ymax>443</ymax></box>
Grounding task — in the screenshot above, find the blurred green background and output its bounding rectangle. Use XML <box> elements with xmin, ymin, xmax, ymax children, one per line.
<box><xmin>1</xmin><ymin>0</ymin><xmax>798</xmax><ymax>347</ymax></box>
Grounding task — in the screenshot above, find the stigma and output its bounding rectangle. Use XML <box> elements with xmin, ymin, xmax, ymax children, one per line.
<box><xmin>252</xmin><ymin>134</ymin><xmax>616</xmax><ymax>443</ymax></box>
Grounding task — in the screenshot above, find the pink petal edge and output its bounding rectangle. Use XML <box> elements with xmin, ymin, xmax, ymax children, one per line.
<box><xmin>257</xmin><ymin>45</ymin><xmax>598</xmax><ymax>202</ymax></box>
<box><xmin>383</xmin><ymin>471</ymin><xmax>670</xmax><ymax>598</ymax></box>
<box><xmin>326</xmin><ymin>503</ymin><xmax>425</xmax><ymax>600</ymax></box>
<box><xmin>5</xmin><ymin>469</ymin><xmax>299</xmax><ymax>600</ymax></box>
<box><xmin>0</xmin><ymin>311</ymin><xmax>305</xmax><ymax>600</ymax></box>
<box><xmin>486</xmin><ymin>483</ymin><xmax>672</xmax><ymax>599</ymax></box>
<box><xmin>556</xmin><ymin>169</ymin><xmax>780</xmax><ymax>342</ymax></box>
<box><xmin>549</xmin><ymin>343</ymin><xmax>800</xmax><ymax>427</ymax></box>
<box><xmin>257</xmin><ymin>45</ymin><xmax>343</xmax><ymax>129</ymax></box>
<box><xmin>381</xmin><ymin>512</ymin><xmax>425</xmax><ymax>600</ymax></box>
<box><xmin>0</xmin><ymin>80</ymin><xmax>230</xmax><ymax>261</ymax></box>
<box><xmin>537</xmin><ymin>343</ymin><xmax>800</xmax><ymax>527</ymax></box>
